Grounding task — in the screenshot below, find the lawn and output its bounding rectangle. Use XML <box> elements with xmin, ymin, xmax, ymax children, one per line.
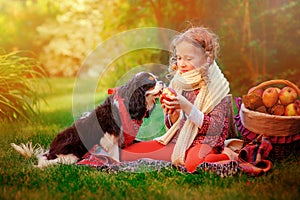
<box><xmin>0</xmin><ymin>78</ymin><xmax>299</xmax><ymax>200</ymax></box>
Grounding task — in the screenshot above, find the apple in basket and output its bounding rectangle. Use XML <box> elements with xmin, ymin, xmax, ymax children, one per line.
<box><xmin>297</xmin><ymin>100</ymin><xmax>300</xmax><ymax>115</ymax></box>
<box><xmin>284</xmin><ymin>100</ymin><xmax>300</xmax><ymax>116</ymax></box>
<box><xmin>160</xmin><ymin>87</ymin><xmax>177</xmax><ymax>104</ymax></box>
<box><xmin>248</xmin><ymin>86</ymin><xmax>264</xmax><ymax>97</ymax></box>
<box><xmin>269</xmin><ymin>104</ymin><xmax>285</xmax><ymax>116</ymax></box>
<box><xmin>262</xmin><ymin>87</ymin><xmax>279</xmax><ymax>108</ymax></box>
<box><xmin>278</xmin><ymin>86</ymin><xmax>298</xmax><ymax>106</ymax></box>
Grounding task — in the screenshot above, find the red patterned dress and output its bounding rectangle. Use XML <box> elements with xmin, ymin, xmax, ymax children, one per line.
<box><xmin>166</xmin><ymin>89</ymin><xmax>229</xmax><ymax>154</ymax></box>
<box><xmin>121</xmin><ymin>88</ymin><xmax>231</xmax><ymax>172</ymax></box>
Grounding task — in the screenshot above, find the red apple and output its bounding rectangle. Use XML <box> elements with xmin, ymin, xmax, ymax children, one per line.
<box><xmin>160</xmin><ymin>87</ymin><xmax>177</xmax><ymax>104</ymax></box>
<box><xmin>248</xmin><ymin>86</ymin><xmax>264</xmax><ymax>97</ymax></box>
<box><xmin>269</xmin><ymin>104</ymin><xmax>285</xmax><ymax>116</ymax></box>
<box><xmin>278</xmin><ymin>86</ymin><xmax>298</xmax><ymax>105</ymax></box>
<box><xmin>284</xmin><ymin>102</ymin><xmax>298</xmax><ymax>116</ymax></box>
<box><xmin>262</xmin><ymin>87</ymin><xmax>279</xmax><ymax>108</ymax></box>
<box><xmin>295</xmin><ymin>100</ymin><xmax>300</xmax><ymax>116</ymax></box>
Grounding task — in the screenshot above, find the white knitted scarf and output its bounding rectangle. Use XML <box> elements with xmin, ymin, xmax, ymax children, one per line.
<box><xmin>157</xmin><ymin>61</ymin><xmax>230</xmax><ymax>165</ymax></box>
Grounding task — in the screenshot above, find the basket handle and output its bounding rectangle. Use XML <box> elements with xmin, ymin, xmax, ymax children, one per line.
<box><xmin>250</xmin><ymin>79</ymin><xmax>300</xmax><ymax>96</ymax></box>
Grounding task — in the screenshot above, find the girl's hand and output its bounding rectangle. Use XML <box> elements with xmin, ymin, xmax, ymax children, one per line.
<box><xmin>161</xmin><ymin>94</ymin><xmax>181</xmax><ymax>112</ymax></box>
<box><xmin>162</xmin><ymin>93</ymin><xmax>205</xmax><ymax>128</ymax></box>
<box><xmin>161</xmin><ymin>93</ymin><xmax>194</xmax><ymax>116</ymax></box>
<box><xmin>161</xmin><ymin>94</ymin><xmax>180</xmax><ymax>123</ymax></box>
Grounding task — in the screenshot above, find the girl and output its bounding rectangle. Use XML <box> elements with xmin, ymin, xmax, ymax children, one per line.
<box><xmin>121</xmin><ymin>26</ymin><xmax>232</xmax><ymax>173</ymax></box>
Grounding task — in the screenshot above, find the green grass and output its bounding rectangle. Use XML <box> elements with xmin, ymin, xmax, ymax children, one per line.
<box><xmin>1</xmin><ymin>78</ymin><xmax>300</xmax><ymax>200</ymax></box>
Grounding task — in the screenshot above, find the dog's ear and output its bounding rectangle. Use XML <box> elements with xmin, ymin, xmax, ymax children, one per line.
<box><xmin>118</xmin><ymin>72</ymin><xmax>157</xmax><ymax>120</ymax></box>
<box><xmin>116</xmin><ymin>86</ymin><xmax>147</xmax><ymax>120</ymax></box>
<box><xmin>128</xmin><ymin>87</ymin><xmax>147</xmax><ymax>120</ymax></box>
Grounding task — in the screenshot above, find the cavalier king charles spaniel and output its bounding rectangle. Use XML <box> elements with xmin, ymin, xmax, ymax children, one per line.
<box><xmin>11</xmin><ymin>72</ymin><xmax>164</xmax><ymax>167</ymax></box>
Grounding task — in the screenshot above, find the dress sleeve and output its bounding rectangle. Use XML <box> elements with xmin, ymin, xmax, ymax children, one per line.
<box><xmin>188</xmin><ymin>106</ymin><xmax>204</xmax><ymax>128</ymax></box>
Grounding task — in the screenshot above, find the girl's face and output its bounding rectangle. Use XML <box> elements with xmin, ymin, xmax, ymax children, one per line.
<box><xmin>175</xmin><ymin>40</ymin><xmax>206</xmax><ymax>74</ymax></box>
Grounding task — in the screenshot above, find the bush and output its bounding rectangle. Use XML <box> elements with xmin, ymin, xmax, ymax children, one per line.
<box><xmin>0</xmin><ymin>51</ymin><xmax>47</xmax><ymax>121</ymax></box>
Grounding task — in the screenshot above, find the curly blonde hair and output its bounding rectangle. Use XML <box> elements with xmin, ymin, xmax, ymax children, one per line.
<box><xmin>168</xmin><ymin>26</ymin><xmax>220</xmax><ymax>86</ymax></box>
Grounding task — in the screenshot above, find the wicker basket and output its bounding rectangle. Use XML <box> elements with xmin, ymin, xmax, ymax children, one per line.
<box><xmin>240</xmin><ymin>104</ymin><xmax>300</xmax><ymax>136</ymax></box>
<box><xmin>240</xmin><ymin>79</ymin><xmax>300</xmax><ymax>137</ymax></box>
<box><xmin>269</xmin><ymin>140</ymin><xmax>300</xmax><ymax>160</ymax></box>
<box><xmin>237</xmin><ymin>79</ymin><xmax>300</xmax><ymax>160</ymax></box>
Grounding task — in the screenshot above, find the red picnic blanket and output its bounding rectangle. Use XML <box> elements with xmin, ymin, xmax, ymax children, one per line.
<box><xmin>76</xmin><ymin>144</ymin><xmax>273</xmax><ymax>177</ymax></box>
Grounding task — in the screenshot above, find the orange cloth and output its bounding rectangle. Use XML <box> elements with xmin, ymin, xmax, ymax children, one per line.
<box><xmin>121</xmin><ymin>141</ymin><xmax>230</xmax><ymax>173</ymax></box>
<box><xmin>120</xmin><ymin>141</ymin><xmax>175</xmax><ymax>162</ymax></box>
<box><xmin>185</xmin><ymin>143</ymin><xmax>230</xmax><ymax>172</ymax></box>
<box><xmin>204</xmin><ymin>153</ymin><xmax>229</xmax><ymax>163</ymax></box>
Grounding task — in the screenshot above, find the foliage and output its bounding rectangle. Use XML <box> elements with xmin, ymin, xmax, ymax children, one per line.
<box><xmin>36</xmin><ymin>0</ymin><xmax>105</xmax><ymax>76</ymax></box>
<box><xmin>219</xmin><ymin>0</ymin><xmax>300</xmax><ymax>94</ymax></box>
<box><xmin>102</xmin><ymin>0</ymin><xmax>300</xmax><ymax>95</ymax></box>
<box><xmin>0</xmin><ymin>0</ymin><xmax>59</xmax><ymax>52</ymax></box>
<box><xmin>0</xmin><ymin>51</ymin><xmax>47</xmax><ymax>121</ymax></box>
<box><xmin>1</xmin><ymin>0</ymin><xmax>300</xmax><ymax>96</ymax></box>
<box><xmin>97</xmin><ymin>49</ymin><xmax>169</xmax><ymax>92</ymax></box>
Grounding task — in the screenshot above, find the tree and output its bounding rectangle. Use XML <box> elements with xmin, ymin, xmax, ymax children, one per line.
<box><xmin>0</xmin><ymin>0</ymin><xmax>59</xmax><ymax>53</ymax></box>
<box><xmin>220</xmin><ymin>0</ymin><xmax>300</xmax><ymax>94</ymax></box>
<box><xmin>36</xmin><ymin>0</ymin><xmax>105</xmax><ymax>76</ymax></box>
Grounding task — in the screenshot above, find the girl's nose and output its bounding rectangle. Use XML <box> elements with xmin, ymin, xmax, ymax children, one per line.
<box><xmin>178</xmin><ymin>59</ymin><xmax>186</xmax><ymax>67</ymax></box>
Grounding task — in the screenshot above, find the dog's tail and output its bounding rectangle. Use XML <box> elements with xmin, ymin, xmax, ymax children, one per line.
<box><xmin>11</xmin><ymin>142</ymin><xmax>45</xmax><ymax>158</ymax></box>
<box><xmin>10</xmin><ymin>142</ymin><xmax>52</xmax><ymax>168</ymax></box>
<box><xmin>11</xmin><ymin>142</ymin><xmax>79</xmax><ymax>167</ymax></box>
<box><xmin>11</xmin><ymin>142</ymin><xmax>54</xmax><ymax>167</ymax></box>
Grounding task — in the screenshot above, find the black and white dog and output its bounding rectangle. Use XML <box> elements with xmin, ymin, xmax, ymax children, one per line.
<box><xmin>11</xmin><ymin>72</ymin><xmax>164</xmax><ymax>167</ymax></box>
